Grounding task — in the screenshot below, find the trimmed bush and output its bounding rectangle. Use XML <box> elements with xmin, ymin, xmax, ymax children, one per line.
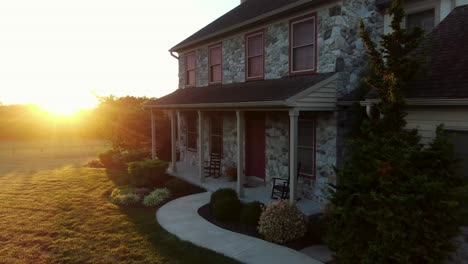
<box><xmin>127</xmin><ymin>159</ymin><xmax>169</xmax><ymax>187</ymax></box>
<box><xmin>258</xmin><ymin>200</ymin><xmax>307</xmax><ymax>244</ymax></box>
<box><xmin>121</xmin><ymin>149</ymin><xmax>151</xmax><ymax>163</ymax></box>
<box><xmin>165</xmin><ymin>178</ymin><xmax>191</xmax><ymax>195</ymax></box>
<box><xmin>99</xmin><ymin>149</ymin><xmax>120</xmax><ymax>168</ymax></box>
<box><xmin>143</xmin><ymin>188</ymin><xmax>171</xmax><ymax>207</ymax></box>
<box><xmin>210</xmin><ymin>188</ymin><xmax>238</xmax><ymax>207</ymax></box>
<box><xmin>109</xmin><ymin>186</ymin><xmax>140</xmax><ymax>206</ymax></box>
<box><xmin>212</xmin><ymin>197</ymin><xmax>241</xmax><ymax>222</ymax></box>
<box><xmin>240</xmin><ymin>202</ymin><xmax>263</xmax><ymax>226</ymax></box>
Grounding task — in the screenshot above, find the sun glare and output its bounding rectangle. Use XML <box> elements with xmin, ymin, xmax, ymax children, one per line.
<box><xmin>38</xmin><ymin>94</ymin><xmax>98</xmax><ymax>117</ymax></box>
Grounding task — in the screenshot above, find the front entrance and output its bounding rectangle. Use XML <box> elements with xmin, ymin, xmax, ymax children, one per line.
<box><xmin>245</xmin><ymin>113</ymin><xmax>266</xmax><ymax>179</ymax></box>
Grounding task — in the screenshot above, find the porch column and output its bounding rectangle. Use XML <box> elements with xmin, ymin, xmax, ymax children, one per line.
<box><xmin>289</xmin><ymin>109</ymin><xmax>299</xmax><ymax>203</ymax></box>
<box><xmin>236</xmin><ymin>110</ymin><xmax>245</xmax><ymax>198</ymax></box>
<box><xmin>170</xmin><ymin>110</ymin><xmax>177</xmax><ymax>172</ymax></box>
<box><xmin>151</xmin><ymin>109</ymin><xmax>157</xmax><ymax>160</ymax></box>
<box><xmin>198</xmin><ymin>111</ymin><xmax>205</xmax><ymax>183</ymax></box>
<box><xmin>176</xmin><ymin>110</ymin><xmax>182</xmax><ymax>150</ymax></box>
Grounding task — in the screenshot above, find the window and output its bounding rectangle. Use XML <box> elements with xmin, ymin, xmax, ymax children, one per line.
<box><xmin>290</xmin><ymin>15</ymin><xmax>316</xmax><ymax>73</ymax></box>
<box><xmin>210</xmin><ymin>117</ymin><xmax>223</xmax><ymax>155</ymax></box>
<box><xmin>406</xmin><ymin>9</ymin><xmax>435</xmax><ymax>33</ymax></box>
<box><xmin>298</xmin><ymin>119</ymin><xmax>315</xmax><ymax>178</ymax></box>
<box><xmin>448</xmin><ymin>130</ymin><xmax>468</xmax><ymax>179</ymax></box>
<box><xmin>185</xmin><ymin>52</ymin><xmax>196</xmax><ymax>87</ymax></box>
<box><xmin>209</xmin><ymin>45</ymin><xmax>222</xmax><ymax>84</ymax></box>
<box><xmin>186</xmin><ymin>113</ymin><xmax>197</xmax><ymax>151</ymax></box>
<box><xmin>246</xmin><ymin>31</ymin><xmax>264</xmax><ymax>80</ymax></box>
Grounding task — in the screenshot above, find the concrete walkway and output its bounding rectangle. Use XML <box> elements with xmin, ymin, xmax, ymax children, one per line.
<box><xmin>157</xmin><ymin>192</ymin><xmax>323</xmax><ymax>264</ymax></box>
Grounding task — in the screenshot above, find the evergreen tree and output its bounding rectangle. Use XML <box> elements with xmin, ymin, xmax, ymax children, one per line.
<box><xmin>327</xmin><ymin>1</ymin><xmax>467</xmax><ymax>263</ymax></box>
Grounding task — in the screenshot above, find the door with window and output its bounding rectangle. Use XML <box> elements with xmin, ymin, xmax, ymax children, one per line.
<box><xmin>298</xmin><ymin>119</ymin><xmax>315</xmax><ymax>178</ymax></box>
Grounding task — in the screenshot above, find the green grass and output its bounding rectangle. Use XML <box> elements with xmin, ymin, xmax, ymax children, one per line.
<box><xmin>0</xmin><ymin>141</ymin><xmax>240</xmax><ymax>264</ymax></box>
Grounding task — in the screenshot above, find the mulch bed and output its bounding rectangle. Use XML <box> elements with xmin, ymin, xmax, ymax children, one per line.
<box><xmin>198</xmin><ymin>203</ymin><xmax>322</xmax><ymax>251</ymax></box>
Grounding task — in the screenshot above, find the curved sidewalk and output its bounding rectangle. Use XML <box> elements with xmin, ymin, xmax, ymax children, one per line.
<box><xmin>157</xmin><ymin>192</ymin><xmax>323</xmax><ymax>264</ymax></box>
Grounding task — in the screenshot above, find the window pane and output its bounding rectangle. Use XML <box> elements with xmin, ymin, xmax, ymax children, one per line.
<box><xmin>210</xmin><ymin>46</ymin><xmax>222</xmax><ymax>65</ymax></box>
<box><xmin>407</xmin><ymin>9</ymin><xmax>435</xmax><ymax>33</ymax></box>
<box><xmin>210</xmin><ymin>65</ymin><xmax>222</xmax><ymax>82</ymax></box>
<box><xmin>188</xmin><ymin>133</ymin><xmax>197</xmax><ymax>150</ymax></box>
<box><xmin>298</xmin><ymin>120</ymin><xmax>314</xmax><ymax>147</ymax></box>
<box><xmin>187</xmin><ymin>115</ymin><xmax>196</xmax><ymax>132</ymax></box>
<box><xmin>248</xmin><ymin>56</ymin><xmax>263</xmax><ymax>77</ymax></box>
<box><xmin>293</xmin><ymin>45</ymin><xmax>314</xmax><ymax>71</ymax></box>
<box><xmin>187</xmin><ymin>70</ymin><xmax>195</xmax><ymax>86</ymax></box>
<box><xmin>298</xmin><ymin>147</ymin><xmax>314</xmax><ymax>176</ymax></box>
<box><xmin>293</xmin><ymin>19</ymin><xmax>315</xmax><ymax>47</ymax></box>
<box><xmin>211</xmin><ymin>118</ymin><xmax>222</xmax><ymax>135</ymax></box>
<box><xmin>211</xmin><ymin>136</ymin><xmax>222</xmax><ymax>155</ymax></box>
<box><xmin>248</xmin><ymin>34</ymin><xmax>263</xmax><ymax>57</ymax></box>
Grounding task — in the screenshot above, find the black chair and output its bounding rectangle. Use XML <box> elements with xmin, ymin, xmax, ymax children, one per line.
<box><xmin>204</xmin><ymin>153</ymin><xmax>222</xmax><ymax>178</ymax></box>
<box><xmin>270</xmin><ymin>163</ymin><xmax>302</xmax><ymax>200</ymax></box>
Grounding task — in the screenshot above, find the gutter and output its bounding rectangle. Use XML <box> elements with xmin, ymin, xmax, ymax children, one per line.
<box><xmin>170</xmin><ymin>51</ymin><xmax>179</xmax><ymax>59</ymax></box>
<box><xmin>361</xmin><ymin>98</ymin><xmax>468</xmax><ymax>106</ymax></box>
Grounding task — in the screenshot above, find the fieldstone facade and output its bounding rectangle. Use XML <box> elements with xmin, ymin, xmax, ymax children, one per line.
<box><xmin>265</xmin><ymin>22</ymin><xmax>289</xmax><ymax>79</ymax></box>
<box><xmin>222</xmin><ymin>36</ymin><xmax>245</xmax><ymax>84</ymax></box>
<box><xmin>265</xmin><ymin>112</ymin><xmax>289</xmax><ymax>183</ymax></box>
<box><xmin>178</xmin><ymin>55</ymin><xmax>185</xmax><ymax>89</ymax></box>
<box><xmin>196</xmin><ymin>47</ymin><xmax>209</xmax><ymax>87</ymax></box>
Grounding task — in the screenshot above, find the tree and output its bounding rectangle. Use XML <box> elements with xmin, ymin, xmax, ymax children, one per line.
<box><xmin>327</xmin><ymin>1</ymin><xmax>467</xmax><ymax>263</ymax></box>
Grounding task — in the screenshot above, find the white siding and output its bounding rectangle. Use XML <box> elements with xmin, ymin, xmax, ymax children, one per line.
<box><xmin>405</xmin><ymin>107</ymin><xmax>468</xmax><ymax>143</ymax></box>
<box><xmin>294</xmin><ymin>79</ymin><xmax>337</xmax><ymax>108</ymax></box>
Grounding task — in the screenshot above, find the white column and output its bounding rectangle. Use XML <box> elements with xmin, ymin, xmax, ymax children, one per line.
<box><xmin>170</xmin><ymin>110</ymin><xmax>177</xmax><ymax>172</ymax></box>
<box><xmin>151</xmin><ymin>109</ymin><xmax>157</xmax><ymax>160</ymax></box>
<box><xmin>176</xmin><ymin>111</ymin><xmax>182</xmax><ymax>150</ymax></box>
<box><xmin>198</xmin><ymin>111</ymin><xmax>205</xmax><ymax>183</ymax></box>
<box><xmin>439</xmin><ymin>0</ymin><xmax>452</xmax><ymax>22</ymax></box>
<box><xmin>236</xmin><ymin>111</ymin><xmax>245</xmax><ymax>198</ymax></box>
<box><xmin>289</xmin><ymin>109</ymin><xmax>299</xmax><ymax>203</ymax></box>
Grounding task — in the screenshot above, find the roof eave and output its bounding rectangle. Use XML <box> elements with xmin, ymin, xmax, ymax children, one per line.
<box><xmin>361</xmin><ymin>98</ymin><xmax>468</xmax><ymax>106</ymax></box>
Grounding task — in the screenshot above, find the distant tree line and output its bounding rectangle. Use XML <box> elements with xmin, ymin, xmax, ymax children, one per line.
<box><xmin>0</xmin><ymin>96</ymin><xmax>171</xmax><ymax>159</ymax></box>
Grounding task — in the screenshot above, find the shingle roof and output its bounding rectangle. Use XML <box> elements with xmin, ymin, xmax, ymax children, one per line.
<box><xmin>170</xmin><ymin>0</ymin><xmax>325</xmax><ymax>52</ymax></box>
<box><xmin>146</xmin><ymin>73</ymin><xmax>335</xmax><ymax>107</ymax></box>
<box><xmin>366</xmin><ymin>5</ymin><xmax>468</xmax><ymax>100</ymax></box>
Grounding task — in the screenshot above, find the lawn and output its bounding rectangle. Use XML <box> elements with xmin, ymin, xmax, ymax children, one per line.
<box><xmin>0</xmin><ymin>141</ymin><xmax>240</xmax><ymax>264</ymax></box>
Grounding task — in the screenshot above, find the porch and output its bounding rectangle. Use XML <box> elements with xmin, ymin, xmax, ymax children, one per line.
<box><xmin>170</xmin><ymin>161</ymin><xmax>322</xmax><ymax>216</ymax></box>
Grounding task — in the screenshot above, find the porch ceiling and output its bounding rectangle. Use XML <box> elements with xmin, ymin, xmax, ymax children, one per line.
<box><xmin>145</xmin><ymin>73</ymin><xmax>337</xmax><ymax>110</ymax></box>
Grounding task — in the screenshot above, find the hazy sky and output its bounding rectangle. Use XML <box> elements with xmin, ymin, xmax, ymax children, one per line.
<box><xmin>0</xmin><ymin>0</ymin><xmax>238</xmax><ymax>109</ymax></box>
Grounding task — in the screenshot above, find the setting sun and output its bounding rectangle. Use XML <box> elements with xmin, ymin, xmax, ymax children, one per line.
<box><xmin>37</xmin><ymin>93</ymin><xmax>98</xmax><ymax>116</ymax></box>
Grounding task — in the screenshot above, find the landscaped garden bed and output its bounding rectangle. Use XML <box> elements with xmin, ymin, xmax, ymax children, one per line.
<box><xmin>197</xmin><ymin>188</ymin><xmax>325</xmax><ymax>251</ymax></box>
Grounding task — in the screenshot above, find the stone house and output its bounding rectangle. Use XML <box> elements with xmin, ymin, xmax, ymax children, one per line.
<box><xmin>145</xmin><ymin>0</ymin><xmax>468</xmax><ymax>206</ymax></box>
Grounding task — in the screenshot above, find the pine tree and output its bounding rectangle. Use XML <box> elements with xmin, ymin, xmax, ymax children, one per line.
<box><xmin>327</xmin><ymin>1</ymin><xmax>467</xmax><ymax>263</ymax></box>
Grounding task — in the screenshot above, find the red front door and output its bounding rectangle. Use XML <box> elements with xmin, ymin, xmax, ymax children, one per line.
<box><xmin>245</xmin><ymin>113</ymin><xmax>266</xmax><ymax>179</ymax></box>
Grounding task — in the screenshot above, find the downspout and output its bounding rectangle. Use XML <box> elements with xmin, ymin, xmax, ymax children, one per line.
<box><xmin>170</xmin><ymin>51</ymin><xmax>179</xmax><ymax>59</ymax></box>
<box><xmin>366</xmin><ymin>104</ymin><xmax>373</xmax><ymax>118</ymax></box>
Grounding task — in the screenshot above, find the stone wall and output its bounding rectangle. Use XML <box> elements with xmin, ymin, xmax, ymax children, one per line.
<box><xmin>178</xmin><ymin>55</ymin><xmax>185</xmax><ymax>89</ymax></box>
<box><xmin>221</xmin><ymin>113</ymin><xmax>237</xmax><ymax>170</ymax></box>
<box><xmin>196</xmin><ymin>47</ymin><xmax>209</xmax><ymax>87</ymax></box>
<box><xmin>265</xmin><ymin>112</ymin><xmax>289</xmax><ymax>183</ymax></box>
<box><xmin>316</xmin><ymin>1</ymin><xmax>383</xmax><ymax>97</ymax></box>
<box><xmin>222</xmin><ymin>36</ymin><xmax>245</xmax><ymax>84</ymax></box>
<box><xmin>265</xmin><ymin>22</ymin><xmax>289</xmax><ymax>79</ymax></box>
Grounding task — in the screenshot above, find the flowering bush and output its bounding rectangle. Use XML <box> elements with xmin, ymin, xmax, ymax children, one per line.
<box><xmin>258</xmin><ymin>200</ymin><xmax>307</xmax><ymax>244</ymax></box>
<box><xmin>109</xmin><ymin>186</ymin><xmax>140</xmax><ymax>206</ymax></box>
<box><xmin>143</xmin><ymin>188</ymin><xmax>171</xmax><ymax>207</ymax></box>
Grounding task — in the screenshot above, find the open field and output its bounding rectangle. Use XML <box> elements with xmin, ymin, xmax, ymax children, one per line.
<box><xmin>0</xmin><ymin>141</ymin><xmax>239</xmax><ymax>264</ymax></box>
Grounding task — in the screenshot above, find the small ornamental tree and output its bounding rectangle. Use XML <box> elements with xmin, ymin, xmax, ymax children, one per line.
<box><xmin>327</xmin><ymin>1</ymin><xmax>467</xmax><ymax>263</ymax></box>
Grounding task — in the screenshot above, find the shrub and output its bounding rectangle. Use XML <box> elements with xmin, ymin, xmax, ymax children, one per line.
<box><xmin>121</xmin><ymin>149</ymin><xmax>151</xmax><ymax>163</ymax></box>
<box><xmin>109</xmin><ymin>186</ymin><xmax>140</xmax><ymax>206</ymax></box>
<box><xmin>240</xmin><ymin>202</ymin><xmax>263</xmax><ymax>226</ymax></box>
<box><xmin>143</xmin><ymin>188</ymin><xmax>171</xmax><ymax>207</ymax></box>
<box><xmin>127</xmin><ymin>159</ymin><xmax>169</xmax><ymax>187</ymax></box>
<box><xmin>165</xmin><ymin>178</ymin><xmax>191</xmax><ymax>195</ymax></box>
<box><xmin>210</xmin><ymin>188</ymin><xmax>238</xmax><ymax>207</ymax></box>
<box><xmin>258</xmin><ymin>200</ymin><xmax>307</xmax><ymax>244</ymax></box>
<box><xmin>212</xmin><ymin>197</ymin><xmax>241</xmax><ymax>222</ymax></box>
<box><xmin>87</xmin><ymin>159</ymin><xmax>104</xmax><ymax>168</ymax></box>
<box><xmin>99</xmin><ymin>149</ymin><xmax>120</xmax><ymax>168</ymax></box>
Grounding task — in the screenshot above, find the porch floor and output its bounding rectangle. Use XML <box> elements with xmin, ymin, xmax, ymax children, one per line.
<box><xmin>170</xmin><ymin>162</ymin><xmax>322</xmax><ymax>216</ymax></box>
